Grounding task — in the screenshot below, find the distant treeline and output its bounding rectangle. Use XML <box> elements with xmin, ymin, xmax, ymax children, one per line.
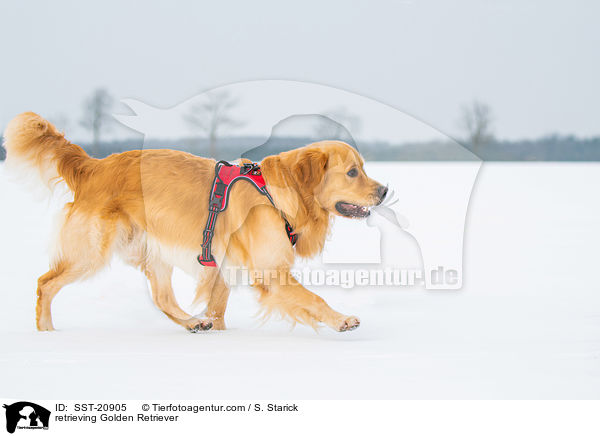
<box><xmin>1</xmin><ymin>134</ymin><xmax>599</xmax><ymax>161</ymax></box>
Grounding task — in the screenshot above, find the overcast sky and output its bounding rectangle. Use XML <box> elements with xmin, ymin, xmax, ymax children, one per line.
<box><xmin>1</xmin><ymin>0</ymin><xmax>598</xmax><ymax>142</ymax></box>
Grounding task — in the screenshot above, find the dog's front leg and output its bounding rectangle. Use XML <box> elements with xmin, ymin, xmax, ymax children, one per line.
<box><xmin>202</xmin><ymin>271</ymin><xmax>230</xmax><ymax>330</ymax></box>
<box><xmin>253</xmin><ymin>270</ymin><xmax>360</xmax><ymax>332</ymax></box>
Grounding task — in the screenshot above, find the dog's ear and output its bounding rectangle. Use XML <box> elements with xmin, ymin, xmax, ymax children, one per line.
<box><xmin>261</xmin><ymin>148</ymin><xmax>331</xmax><ymax>257</ymax></box>
<box><xmin>262</xmin><ymin>148</ymin><xmax>328</xmax><ymax>195</ymax></box>
<box><xmin>292</xmin><ymin>148</ymin><xmax>328</xmax><ymax>193</ymax></box>
<box><xmin>261</xmin><ymin>148</ymin><xmax>328</xmax><ymax>221</ymax></box>
<box><xmin>260</xmin><ymin>155</ymin><xmax>300</xmax><ymax>217</ymax></box>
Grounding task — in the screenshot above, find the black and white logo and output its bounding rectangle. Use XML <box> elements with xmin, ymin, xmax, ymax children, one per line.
<box><xmin>3</xmin><ymin>402</ymin><xmax>50</xmax><ymax>433</ymax></box>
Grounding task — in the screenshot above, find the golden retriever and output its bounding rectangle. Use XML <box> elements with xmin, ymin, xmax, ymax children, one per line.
<box><xmin>3</xmin><ymin>112</ymin><xmax>387</xmax><ymax>333</ymax></box>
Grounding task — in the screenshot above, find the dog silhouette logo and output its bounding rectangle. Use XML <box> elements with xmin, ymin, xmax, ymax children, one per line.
<box><xmin>116</xmin><ymin>80</ymin><xmax>482</xmax><ymax>290</ymax></box>
<box><xmin>3</xmin><ymin>402</ymin><xmax>50</xmax><ymax>433</ymax></box>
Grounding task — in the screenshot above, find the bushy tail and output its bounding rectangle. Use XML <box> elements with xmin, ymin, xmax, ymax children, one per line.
<box><xmin>2</xmin><ymin>112</ymin><xmax>91</xmax><ymax>193</ymax></box>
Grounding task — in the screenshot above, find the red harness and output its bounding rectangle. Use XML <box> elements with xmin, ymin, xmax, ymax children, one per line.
<box><xmin>197</xmin><ymin>161</ymin><xmax>297</xmax><ymax>267</ymax></box>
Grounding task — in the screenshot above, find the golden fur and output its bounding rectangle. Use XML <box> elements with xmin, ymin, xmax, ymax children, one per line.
<box><xmin>3</xmin><ymin>112</ymin><xmax>385</xmax><ymax>332</ymax></box>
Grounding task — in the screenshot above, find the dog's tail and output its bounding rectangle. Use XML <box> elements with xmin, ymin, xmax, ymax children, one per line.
<box><xmin>2</xmin><ymin>112</ymin><xmax>91</xmax><ymax>193</ymax></box>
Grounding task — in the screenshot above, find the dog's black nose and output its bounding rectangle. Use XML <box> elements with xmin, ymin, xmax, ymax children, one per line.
<box><xmin>376</xmin><ymin>185</ymin><xmax>388</xmax><ymax>203</ymax></box>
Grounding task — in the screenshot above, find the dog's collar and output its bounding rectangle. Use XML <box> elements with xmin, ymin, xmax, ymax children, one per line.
<box><xmin>197</xmin><ymin>160</ymin><xmax>297</xmax><ymax>267</ymax></box>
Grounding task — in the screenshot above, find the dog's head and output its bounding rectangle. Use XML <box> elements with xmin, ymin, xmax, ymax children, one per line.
<box><xmin>261</xmin><ymin>140</ymin><xmax>386</xmax><ymax>257</ymax></box>
<box><xmin>262</xmin><ymin>140</ymin><xmax>387</xmax><ymax>220</ymax></box>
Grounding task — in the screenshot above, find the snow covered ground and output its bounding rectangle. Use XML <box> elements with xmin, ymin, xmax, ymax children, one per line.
<box><xmin>0</xmin><ymin>162</ymin><xmax>599</xmax><ymax>399</ymax></box>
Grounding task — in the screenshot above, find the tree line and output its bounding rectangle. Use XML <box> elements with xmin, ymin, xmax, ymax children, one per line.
<box><xmin>1</xmin><ymin>89</ymin><xmax>598</xmax><ymax>161</ymax></box>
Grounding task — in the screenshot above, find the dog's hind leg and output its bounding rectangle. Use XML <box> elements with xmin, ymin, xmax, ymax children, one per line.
<box><xmin>36</xmin><ymin>207</ymin><xmax>116</xmax><ymax>331</ymax></box>
<box><xmin>36</xmin><ymin>264</ymin><xmax>90</xmax><ymax>331</ymax></box>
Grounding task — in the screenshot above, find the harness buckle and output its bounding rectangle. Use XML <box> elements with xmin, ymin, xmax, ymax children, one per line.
<box><xmin>240</xmin><ymin>163</ymin><xmax>254</xmax><ymax>175</ymax></box>
<box><xmin>214</xmin><ymin>181</ymin><xmax>227</xmax><ymax>197</ymax></box>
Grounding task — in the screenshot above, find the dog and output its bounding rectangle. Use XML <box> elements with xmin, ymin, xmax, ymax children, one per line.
<box><xmin>3</xmin><ymin>112</ymin><xmax>387</xmax><ymax>333</ymax></box>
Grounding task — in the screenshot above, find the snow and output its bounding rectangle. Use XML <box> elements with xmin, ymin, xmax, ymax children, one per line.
<box><xmin>0</xmin><ymin>162</ymin><xmax>599</xmax><ymax>399</ymax></box>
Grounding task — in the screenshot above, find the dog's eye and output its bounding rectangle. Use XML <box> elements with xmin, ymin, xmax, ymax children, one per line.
<box><xmin>347</xmin><ymin>168</ymin><xmax>358</xmax><ymax>178</ymax></box>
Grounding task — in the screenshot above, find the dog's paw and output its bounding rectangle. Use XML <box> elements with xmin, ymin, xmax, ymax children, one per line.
<box><xmin>337</xmin><ymin>316</ymin><xmax>360</xmax><ymax>332</ymax></box>
<box><xmin>36</xmin><ymin>319</ymin><xmax>55</xmax><ymax>332</ymax></box>
<box><xmin>187</xmin><ymin>319</ymin><xmax>213</xmax><ymax>333</ymax></box>
<box><xmin>210</xmin><ymin>318</ymin><xmax>226</xmax><ymax>330</ymax></box>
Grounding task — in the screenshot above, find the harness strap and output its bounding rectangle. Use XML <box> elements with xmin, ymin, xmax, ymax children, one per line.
<box><xmin>197</xmin><ymin>160</ymin><xmax>297</xmax><ymax>267</ymax></box>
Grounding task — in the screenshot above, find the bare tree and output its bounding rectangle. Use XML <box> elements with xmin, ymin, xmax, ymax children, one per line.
<box><xmin>184</xmin><ymin>90</ymin><xmax>243</xmax><ymax>157</ymax></box>
<box><xmin>80</xmin><ymin>88</ymin><xmax>114</xmax><ymax>157</ymax></box>
<box><xmin>315</xmin><ymin>107</ymin><xmax>361</xmax><ymax>140</ymax></box>
<box><xmin>459</xmin><ymin>100</ymin><xmax>494</xmax><ymax>154</ymax></box>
